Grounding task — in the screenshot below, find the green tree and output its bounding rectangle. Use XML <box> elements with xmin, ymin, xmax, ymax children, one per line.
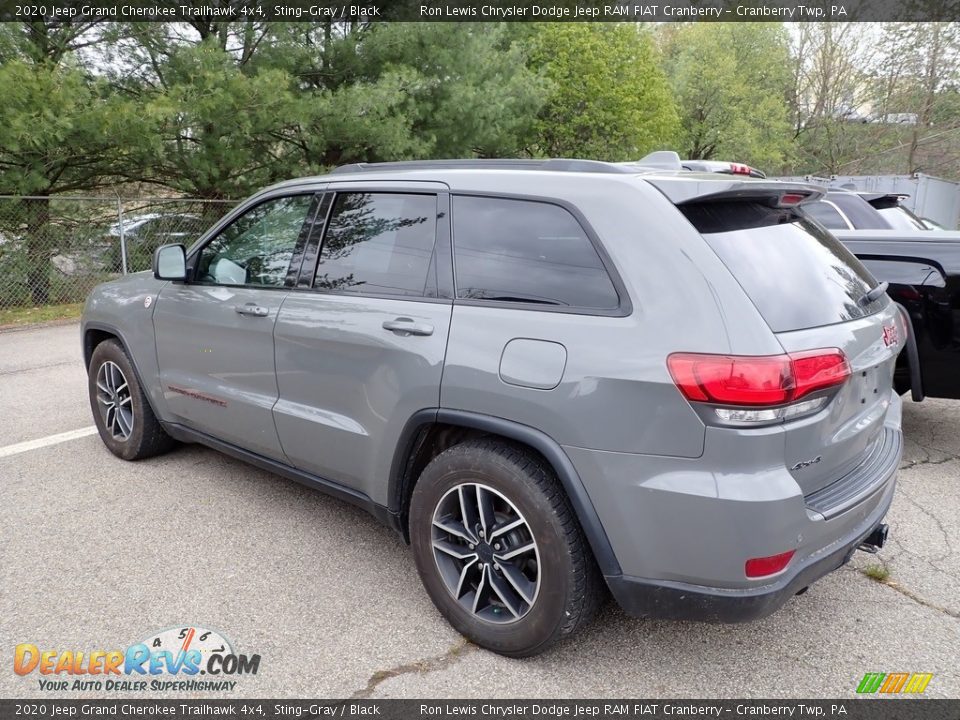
<box><xmin>280</xmin><ymin>22</ymin><xmax>547</xmax><ymax>166</ymax></box>
<box><xmin>873</xmin><ymin>22</ymin><xmax>960</xmax><ymax>173</ymax></box>
<box><xmin>138</xmin><ymin>41</ymin><xmax>301</xmax><ymax>201</ymax></box>
<box><xmin>661</xmin><ymin>23</ymin><xmax>793</xmax><ymax>170</ymax></box>
<box><xmin>114</xmin><ymin>22</ymin><xmax>546</xmax><ymax>194</ymax></box>
<box><xmin>526</xmin><ymin>23</ymin><xmax>679</xmax><ymax>161</ymax></box>
<box><xmin>0</xmin><ymin>25</ymin><xmax>152</xmax><ymax>303</ymax></box>
<box><xmin>360</xmin><ymin>23</ymin><xmax>546</xmax><ymax>159</ymax></box>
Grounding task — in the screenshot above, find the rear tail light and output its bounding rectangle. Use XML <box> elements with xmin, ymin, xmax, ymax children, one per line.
<box><xmin>745</xmin><ymin>550</ymin><xmax>795</xmax><ymax>578</ymax></box>
<box><xmin>667</xmin><ymin>349</ymin><xmax>850</xmax><ymax>425</ymax></box>
<box><xmin>778</xmin><ymin>192</ymin><xmax>808</xmax><ymax>206</ymax></box>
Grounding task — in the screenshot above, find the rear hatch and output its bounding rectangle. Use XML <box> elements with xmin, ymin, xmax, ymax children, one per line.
<box><xmin>654</xmin><ymin>178</ymin><xmax>904</xmax><ymax>497</ymax></box>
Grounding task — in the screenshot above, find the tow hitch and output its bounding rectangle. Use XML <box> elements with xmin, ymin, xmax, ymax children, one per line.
<box><xmin>858</xmin><ymin>523</ymin><xmax>889</xmax><ymax>554</ymax></box>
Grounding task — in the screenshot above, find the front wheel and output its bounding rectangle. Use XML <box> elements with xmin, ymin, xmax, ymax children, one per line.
<box><xmin>88</xmin><ymin>339</ymin><xmax>175</xmax><ymax>461</ymax></box>
<box><xmin>409</xmin><ymin>439</ymin><xmax>604</xmax><ymax>657</ymax></box>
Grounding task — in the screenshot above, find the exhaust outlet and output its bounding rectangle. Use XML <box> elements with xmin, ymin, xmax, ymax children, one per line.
<box><xmin>858</xmin><ymin>523</ymin><xmax>889</xmax><ymax>554</ymax></box>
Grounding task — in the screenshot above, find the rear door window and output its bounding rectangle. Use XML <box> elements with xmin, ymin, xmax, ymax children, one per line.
<box><xmin>451</xmin><ymin>195</ymin><xmax>620</xmax><ymax>310</ymax></box>
<box><xmin>680</xmin><ymin>200</ymin><xmax>885</xmax><ymax>332</ymax></box>
<box><xmin>314</xmin><ymin>192</ymin><xmax>438</xmax><ymax>297</ymax></box>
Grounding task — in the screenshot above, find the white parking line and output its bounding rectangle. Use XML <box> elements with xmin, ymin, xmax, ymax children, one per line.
<box><xmin>0</xmin><ymin>426</ymin><xmax>98</xmax><ymax>459</ymax></box>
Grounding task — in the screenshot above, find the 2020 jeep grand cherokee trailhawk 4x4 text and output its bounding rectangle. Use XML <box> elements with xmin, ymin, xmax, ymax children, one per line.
<box><xmin>83</xmin><ymin>159</ymin><xmax>903</xmax><ymax>657</ymax></box>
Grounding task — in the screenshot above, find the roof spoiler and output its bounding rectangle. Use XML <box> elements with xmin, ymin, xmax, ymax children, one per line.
<box><xmin>648</xmin><ymin>179</ymin><xmax>825</xmax><ymax>206</ymax></box>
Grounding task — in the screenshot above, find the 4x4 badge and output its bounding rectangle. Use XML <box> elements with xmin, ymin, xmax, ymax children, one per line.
<box><xmin>791</xmin><ymin>456</ymin><xmax>822</xmax><ymax>471</ymax></box>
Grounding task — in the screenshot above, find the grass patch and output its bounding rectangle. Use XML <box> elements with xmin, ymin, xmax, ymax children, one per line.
<box><xmin>863</xmin><ymin>564</ymin><xmax>891</xmax><ymax>583</ymax></box>
<box><xmin>0</xmin><ymin>302</ymin><xmax>83</xmax><ymax>329</ymax></box>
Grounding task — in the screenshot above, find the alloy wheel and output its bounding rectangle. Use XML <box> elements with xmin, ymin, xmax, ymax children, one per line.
<box><xmin>95</xmin><ymin>360</ymin><xmax>134</xmax><ymax>440</ymax></box>
<box><xmin>431</xmin><ymin>482</ymin><xmax>540</xmax><ymax>624</ymax></box>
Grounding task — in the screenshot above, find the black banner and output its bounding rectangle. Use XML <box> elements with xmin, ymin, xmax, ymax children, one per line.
<box><xmin>1</xmin><ymin>700</ymin><xmax>959</xmax><ymax>720</ymax></box>
<box><xmin>0</xmin><ymin>0</ymin><xmax>958</xmax><ymax>23</ymax></box>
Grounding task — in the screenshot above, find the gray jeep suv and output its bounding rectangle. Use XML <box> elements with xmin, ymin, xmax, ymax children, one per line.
<box><xmin>82</xmin><ymin>159</ymin><xmax>903</xmax><ymax>657</ymax></box>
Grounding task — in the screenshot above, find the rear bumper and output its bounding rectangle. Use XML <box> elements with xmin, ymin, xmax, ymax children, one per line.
<box><xmin>605</xmin><ymin>482</ymin><xmax>893</xmax><ymax>622</ymax></box>
<box><xmin>566</xmin><ymin>391</ymin><xmax>902</xmax><ymax>622</ymax></box>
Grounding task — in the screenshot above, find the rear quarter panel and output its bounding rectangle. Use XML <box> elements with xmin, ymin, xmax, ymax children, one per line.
<box><xmin>439</xmin><ymin>175</ymin><xmax>785</xmax><ymax>456</ymax></box>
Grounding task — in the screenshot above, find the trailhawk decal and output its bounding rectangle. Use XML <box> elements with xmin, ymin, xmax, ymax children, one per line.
<box><xmin>168</xmin><ymin>384</ymin><xmax>227</xmax><ymax>407</ymax></box>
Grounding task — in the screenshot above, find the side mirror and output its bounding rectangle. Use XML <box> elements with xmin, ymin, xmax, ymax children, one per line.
<box><xmin>153</xmin><ymin>244</ymin><xmax>187</xmax><ymax>281</ymax></box>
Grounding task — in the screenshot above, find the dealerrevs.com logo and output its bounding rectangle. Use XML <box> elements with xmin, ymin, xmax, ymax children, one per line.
<box><xmin>14</xmin><ymin>626</ymin><xmax>260</xmax><ymax>692</ymax></box>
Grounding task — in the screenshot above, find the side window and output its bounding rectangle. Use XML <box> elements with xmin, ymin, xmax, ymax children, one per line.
<box><xmin>803</xmin><ymin>200</ymin><xmax>850</xmax><ymax>230</ymax></box>
<box><xmin>313</xmin><ymin>193</ymin><xmax>437</xmax><ymax>297</ymax></box>
<box><xmin>196</xmin><ymin>194</ymin><xmax>315</xmax><ymax>287</ymax></box>
<box><xmin>451</xmin><ymin>195</ymin><xmax>619</xmax><ymax>310</ymax></box>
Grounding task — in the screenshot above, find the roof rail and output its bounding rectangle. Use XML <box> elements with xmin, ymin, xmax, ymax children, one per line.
<box><xmin>329</xmin><ymin>158</ymin><xmax>638</xmax><ymax>175</ymax></box>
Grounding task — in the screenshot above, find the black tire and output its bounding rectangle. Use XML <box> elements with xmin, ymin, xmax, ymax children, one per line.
<box><xmin>409</xmin><ymin>438</ymin><xmax>604</xmax><ymax>657</ymax></box>
<box><xmin>87</xmin><ymin>339</ymin><xmax>176</xmax><ymax>461</ymax></box>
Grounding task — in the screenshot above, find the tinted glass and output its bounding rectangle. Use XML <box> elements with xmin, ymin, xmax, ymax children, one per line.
<box><xmin>802</xmin><ymin>201</ymin><xmax>849</xmax><ymax>229</ymax></box>
<box><xmin>682</xmin><ymin>201</ymin><xmax>885</xmax><ymax>332</ymax></box>
<box><xmin>314</xmin><ymin>193</ymin><xmax>437</xmax><ymax>297</ymax></box>
<box><xmin>197</xmin><ymin>195</ymin><xmax>314</xmax><ymax>287</ymax></box>
<box><xmin>877</xmin><ymin>207</ymin><xmax>927</xmax><ymax>231</ymax></box>
<box><xmin>452</xmin><ymin>196</ymin><xmax>619</xmax><ymax>309</ymax></box>
<box><xmin>828</xmin><ymin>193</ymin><xmax>890</xmax><ymax>230</ymax></box>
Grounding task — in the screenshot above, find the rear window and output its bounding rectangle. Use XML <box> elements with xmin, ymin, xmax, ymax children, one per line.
<box><xmin>680</xmin><ymin>200</ymin><xmax>885</xmax><ymax>332</ymax></box>
<box><xmin>877</xmin><ymin>207</ymin><xmax>927</xmax><ymax>231</ymax></box>
<box><xmin>827</xmin><ymin>193</ymin><xmax>890</xmax><ymax>230</ymax></box>
<box><xmin>802</xmin><ymin>200</ymin><xmax>850</xmax><ymax>229</ymax></box>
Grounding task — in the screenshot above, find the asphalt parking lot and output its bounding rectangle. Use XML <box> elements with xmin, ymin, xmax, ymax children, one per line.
<box><xmin>2</xmin><ymin>322</ymin><xmax>959</xmax><ymax>699</ymax></box>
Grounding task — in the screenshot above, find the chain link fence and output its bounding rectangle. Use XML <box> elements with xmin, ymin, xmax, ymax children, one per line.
<box><xmin>0</xmin><ymin>196</ymin><xmax>237</xmax><ymax>312</ymax></box>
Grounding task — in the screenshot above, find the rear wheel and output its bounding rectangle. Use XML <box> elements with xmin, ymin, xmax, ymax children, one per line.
<box><xmin>88</xmin><ymin>339</ymin><xmax>175</xmax><ymax>460</ymax></box>
<box><xmin>409</xmin><ymin>438</ymin><xmax>604</xmax><ymax>657</ymax></box>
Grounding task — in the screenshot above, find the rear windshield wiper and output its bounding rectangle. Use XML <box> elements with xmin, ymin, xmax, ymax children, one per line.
<box><xmin>859</xmin><ymin>281</ymin><xmax>889</xmax><ymax>307</ymax></box>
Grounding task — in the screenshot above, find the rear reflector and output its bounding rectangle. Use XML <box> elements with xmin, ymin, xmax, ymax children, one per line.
<box><xmin>745</xmin><ymin>550</ymin><xmax>795</xmax><ymax>578</ymax></box>
<box><xmin>667</xmin><ymin>349</ymin><xmax>850</xmax><ymax>407</ymax></box>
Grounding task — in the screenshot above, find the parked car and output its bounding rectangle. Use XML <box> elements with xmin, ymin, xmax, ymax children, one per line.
<box><xmin>801</xmin><ymin>189</ymin><xmax>938</xmax><ymax>233</ymax></box>
<box><xmin>83</xmin><ymin>159</ymin><xmax>902</xmax><ymax>656</ymax></box>
<box><xmin>921</xmin><ymin>217</ymin><xmax>946</xmax><ymax>230</ymax></box>
<box><xmin>105</xmin><ymin>212</ymin><xmax>209</xmax><ymax>272</ymax></box>
<box><xmin>833</xmin><ymin>229</ymin><xmax>960</xmax><ymax>402</ymax></box>
<box><xmin>860</xmin><ymin>193</ymin><xmax>930</xmax><ymax>231</ymax></box>
<box><xmin>108</xmin><ymin>212</ymin><xmax>207</xmax><ymax>243</ymax></box>
<box><xmin>801</xmin><ymin>189</ymin><xmax>893</xmax><ymax>230</ymax></box>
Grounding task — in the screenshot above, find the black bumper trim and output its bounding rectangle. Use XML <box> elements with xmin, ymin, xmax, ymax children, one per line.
<box><xmin>607</xmin><ymin>511</ymin><xmax>891</xmax><ymax>623</ymax></box>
